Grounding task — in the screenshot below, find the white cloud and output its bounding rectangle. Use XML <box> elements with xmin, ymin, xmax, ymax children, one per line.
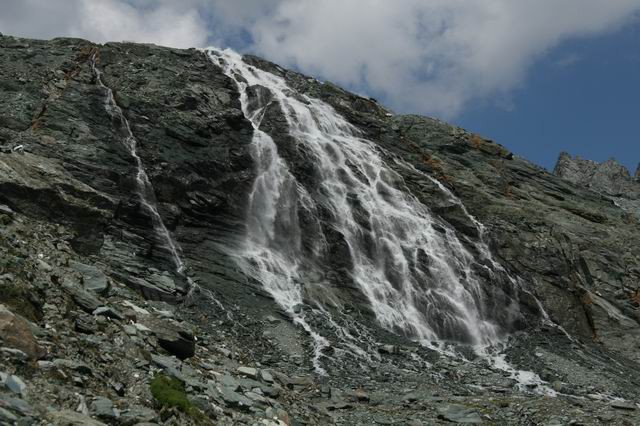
<box><xmin>247</xmin><ymin>0</ymin><xmax>640</xmax><ymax>117</ymax></box>
<box><xmin>0</xmin><ymin>0</ymin><xmax>208</xmax><ymax>48</ymax></box>
<box><xmin>1</xmin><ymin>0</ymin><xmax>639</xmax><ymax>118</ymax></box>
<box><xmin>76</xmin><ymin>1</ymin><xmax>207</xmax><ymax>48</ymax></box>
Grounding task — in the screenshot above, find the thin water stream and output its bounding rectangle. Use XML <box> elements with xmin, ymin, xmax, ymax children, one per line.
<box><xmin>90</xmin><ymin>54</ymin><xmax>185</xmax><ymax>274</ymax></box>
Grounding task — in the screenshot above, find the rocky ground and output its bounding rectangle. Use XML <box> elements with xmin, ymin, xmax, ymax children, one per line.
<box><xmin>2</xmin><ymin>208</ymin><xmax>640</xmax><ymax>425</ymax></box>
<box><xmin>1</xmin><ymin>34</ymin><xmax>640</xmax><ymax>424</ymax></box>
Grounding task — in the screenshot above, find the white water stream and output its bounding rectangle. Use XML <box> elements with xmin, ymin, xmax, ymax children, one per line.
<box><xmin>90</xmin><ymin>54</ymin><xmax>185</xmax><ymax>274</ymax></box>
<box><xmin>209</xmin><ymin>48</ymin><xmax>505</xmax><ymax>349</ymax></box>
<box><xmin>88</xmin><ymin>48</ymin><xmax>568</xmax><ymax>393</ymax></box>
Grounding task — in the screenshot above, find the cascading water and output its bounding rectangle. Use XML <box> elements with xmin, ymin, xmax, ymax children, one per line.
<box><xmin>90</xmin><ymin>53</ymin><xmax>185</xmax><ymax>274</ymax></box>
<box><xmin>208</xmin><ymin>48</ymin><xmax>512</xmax><ymax>351</ymax></box>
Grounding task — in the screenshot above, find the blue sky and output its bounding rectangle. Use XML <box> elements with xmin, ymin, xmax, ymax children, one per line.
<box><xmin>1</xmin><ymin>0</ymin><xmax>639</xmax><ymax>173</ymax></box>
<box><xmin>457</xmin><ymin>23</ymin><xmax>640</xmax><ymax>172</ymax></box>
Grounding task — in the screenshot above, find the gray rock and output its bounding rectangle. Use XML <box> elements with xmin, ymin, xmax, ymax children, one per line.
<box><xmin>123</xmin><ymin>324</ymin><xmax>137</xmax><ymax>336</ymax></box>
<box><xmin>36</xmin><ymin>259</ymin><xmax>53</xmax><ymax>272</ymax></box>
<box><xmin>237</xmin><ymin>377</ymin><xmax>264</xmax><ymax>392</ymax></box>
<box><xmin>75</xmin><ymin>313</ymin><xmax>98</xmax><ymax>334</ymax></box>
<box><xmin>379</xmin><ymin>344</ymin><xmax>399</xmax><ymax>354</ymax></box>
<box><xmin>63</xmin><ymin>280</ymin><xmax>103</xmax><ymax>313</ymax></box>
<box><xmin>0</xmin><ymin>347</ymin><xmax>27</xmax><ymax>359</ymax></box>
<box><xmin>120</xmin><ymin>276</ymin><xmax>179</xmax><ymax>303</ymax></box>
<box><xmin>219</xmin><ymin>387</ymin><xmax>253</xmax><ymax>410</ymax></box>
<box><xmin>220</xmin><ymin>374</ymin><xmax>240</xmax><ymax>391</ymax></box>
<box><xmin>260</xmin><ymin>370</ymin><xmax>274</xmax><ymax>383</ymax></box>
<box><xmin>3</xmin><ymin>374</ymin><xmax>27</xmax><ymax>395</ymax></box>
<box><xmin>611</xmin><ymin>400</ymin><xmax>637</xmax><ymax>411</ymax></box>
<box><xmin>48</xmin><ymin>410</ymin><xmax>107</xmax><ymax>426</ymax></box>
<box><xmin>554</xmin><ymin>152</ymin><xmax>635</xmax><ymax>196</ymax></box>
<box><xmin>150</xmin><ymin>354</ymin><xmax>182</xmax><ymax>379</ymax></box>
<box><xmin>554</xmin><ymin>152</ymin><xmax>640</xmax><ymax>218</ymax></box>
<box><xmin>37</xmin><ymin>360</ymin><xmax>54</xmax><ymax>370</ymax></box>
<box><xmin>215</xmin><ymin>347</ymin><xmax>232</xmax><ymax>358</ymax></box>
<box><xmin>146</xmin><ymin>318</ymin><xmax>195</xmax><ymax>359</ymax></box>
<box><xmin>437</xmin><ymin>404</ymin><xmax>483</xmax><ymax>424</ymax></box>
<box><xmin>121</xmin><ymin>301</ymin><xmax>150</xmax><ymax>316</ymax></box>
<box><xmin>147</xmin><ymin>273</ymin><xmax>176</xmax><ymax>292</ymax></box>
<box><xmin>245</xmin><ymin>391</ymin><xmax>268</xmax><ymax>404</ymax></box>
<box><xmin>90</xmin><ymin>396</ymin><xmax>117</xmax><ymax>419</ymax></box>
<box><xmin>346</xmin><ymin>388</ymin><xmax>370</xmax><ymax>402</ymax></box>
<box><xmin>118</xmin><ymin>406</ymin><xmax>157</xmax><ymax>425</ymax></box>
<box><xmin>0</xmin><ymin>407</ymin><xmax>18</xmax><ymax>423</ymax></box>
<box><xmin>237</xmin><ymin>366</ymin><xmax>259</xmax><ymax>379</ymax></box>
<box><xmin>265</xmin><ymin>315</ymin><xmax>280</xmax><ymax>324</ymax></box>
<box><xmin>0</xmin><ymin>396</ymin><xmax>33</xmax><ymax>416</ymax></box>
<box><xmin>133</xmin><ymin>322</ymin><xmax>151</xmax><ymax>333</ymax></box>
<box><xmin>53</xmin><ymin>358</ymin><xmax>93</xmax><ymax>375</ymax></box>
<box><xmin>260</xmin><ymin>384</ymin><xmax>281</xmax><ymax>398</ymax></box>
<box><xmin>92</xmin><ymin>306</ymin><xmax>124</xmax><ymax>320</ymax></box>
<box><xmin>69</xmin><ymin>261</ymin><xmax>109</xmax><ymax>293</ymax></box>
<box><xmin>0</xmin><ymin>204</ymin><xmax>14</xmax><ymax>216</ymax></box>
<box><xmin>288</xmin><ymin>375</ymin><xmax>314</xmax><ymax>390</ymax></box>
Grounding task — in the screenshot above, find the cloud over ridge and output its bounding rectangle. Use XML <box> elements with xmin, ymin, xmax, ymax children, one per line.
<box><xmin>1</xmin><ymin>0</ymin><xmax>639</xmax><ymax>118</ymax></box>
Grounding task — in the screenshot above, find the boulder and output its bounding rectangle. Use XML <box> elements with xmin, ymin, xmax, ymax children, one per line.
<box><xmin>260</xmin><ymin>370</ymin><xmax>274</xmax><ymax>383</ymax></box>
<box><xmin>90</xmin><ymin>396</ymin><xmax>117</xmax><ymax>419</ymax></box>
<box><xmin>218</xmin><ymin>386</ymin><xmax>253</xmax><ymax>411</ymax></box>
<box><xmin>610</xmin><ymin>401</ymin><xmax>637</xmax><ymax>411</ymax></box>
<box><xmin>150</xmin><ymin>354</ymin><xmax>183</xmax><ymax>380</ymax></box>
<box><xmin>118</xmin><ymin>406</ymin><xmax>157</xmax><ymax>425</ymax></box>
<box><xmin>75</xmin><ymin>313</ymin><xmax>98</xmax><ymax>334</ymax></box>
<box><xmin>92</xmin><ymin>306</ymin><xmax>124</xmax><ymax>320</ymax></box>
<box><xmin>69</xmin><ymin>261</ymin><xmax>109</xmax><ymax>294</ymax></box>
<box><xmin>1</xmin><ymin>373</ymin><xmax>26</xmax><ymax>395</ymax></box>
<box><xmin>118</xmin><ymin>276</ymin><xmax>179</xmax><ymax>303</ymax></box>
<box><xmin>378</xmin><ymin>344</ymin><xmax>400</xmax><ymax>355</ymax></box>
<box><xmin>0</xmin><ymin>407</ymin><xmax>17</xmax><ymax>423</ymax></box>
<box><xmin>237</xmin><ymin>366</ymin><xmax>259</xmax><ymax>380</ymax></box>
<box><xmin>147</xmin><ymin>273</ymin><xmax>176</xmax><ymax>293</ymax></box>
<box><xmin>62</xmin><ymin>279</ymin><xmax>103</xmax><ymax>313</ymax></box>
<box><xmin>437</xmin><ymin>404</ymin><xmax>483</xmax><ymax>424</ymax></box>
<box><xmin>146</xmin><ymin>318</ymin><xmax>195</xmax><ymax>359</ymax></box>
<box><xmin>0</xmin><ymin>304</ymin><xmax>45</xmax><ymax>359</ymax></box>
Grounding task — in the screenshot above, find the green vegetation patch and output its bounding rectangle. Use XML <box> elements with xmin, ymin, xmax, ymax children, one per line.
<box><xmin>150</xmin><ymin>374</ymin><xmax>209</xmax><ymax>423</ymax></box>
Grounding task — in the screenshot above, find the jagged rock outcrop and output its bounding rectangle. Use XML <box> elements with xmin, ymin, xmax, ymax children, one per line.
<box><xmin>1</xmin><ymin>34</ymin><xmax>640</xmax><ymax>424</ymax></box>
<box><xmin>554</xmin><ymin>152</ymin><xmax>640</xmax><ymax>218</ymax></box>
<box><xmin>554</xmin><ymin>152</ymin><xmax>634</xmax><ymax>195</ymax></box>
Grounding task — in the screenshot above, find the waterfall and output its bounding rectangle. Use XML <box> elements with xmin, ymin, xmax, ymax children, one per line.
<box><xmin>90</xmin><ymin>54</ymin><xmax>185</xmax><ymax>274</ymax></box>
<box><xmin>208</xmin><ymin>48</ymin><xmax>509</xmax><ymax>348</ymax></box>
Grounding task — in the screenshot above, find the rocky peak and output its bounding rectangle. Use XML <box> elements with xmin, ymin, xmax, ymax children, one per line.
<box><xmin>554</xmin><ymin>151</ymin><xmax>638</xmax><ymax>197</ymax></box>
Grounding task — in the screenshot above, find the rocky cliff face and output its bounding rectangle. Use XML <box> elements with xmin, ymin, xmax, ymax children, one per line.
<box><xmin>1</xmin><ymin>34</ymin><xmax>640</xmax><ymax>425</ymax></box>
<box><xmin>554</xmin><ymin>152</ymin><xmax>640</xmax><ymax>219</ymax></box>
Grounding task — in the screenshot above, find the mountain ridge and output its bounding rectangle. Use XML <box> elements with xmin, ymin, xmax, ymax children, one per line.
<box><xmin>1</xmin><ymin>34</ymin><xmax>640</xmax><ymax>424</ymax></box>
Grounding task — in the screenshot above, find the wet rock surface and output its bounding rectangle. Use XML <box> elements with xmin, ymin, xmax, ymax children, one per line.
<box><xmin>0</xmin><ymin>34</ymin><xmax>639</xmax><ymax>424</ymax></box>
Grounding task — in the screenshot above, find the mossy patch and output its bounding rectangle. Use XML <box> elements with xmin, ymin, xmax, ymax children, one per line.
<box><xmin>150</xmin><ymin>374</ymin><xmax>209</xmax><ymax>424</ymax></box>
